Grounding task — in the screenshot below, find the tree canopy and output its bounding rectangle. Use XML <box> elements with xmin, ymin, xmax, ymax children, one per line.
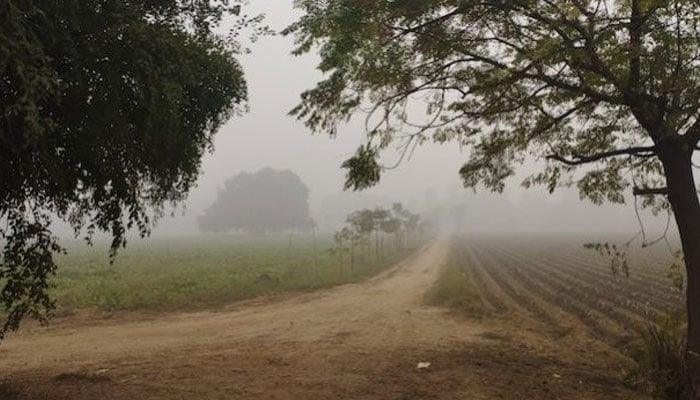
<box><xmin>0</xmin><ymin>0</ymin><xmax>251</xmax><ymax>337</ymax></box>
<box><xmin>286</xmin><ymin>0</ymin><xmax>700</xmax><ymax>198</ymax></box>
<box><xmin>286</xmin><ymin>0</ymin><xmax>700</xmax><ymax>393</ymax></box>
<box><xmin>198</xmin><ymin>168</ymin><xmax>316</xmax><ymax>234</ymax></box>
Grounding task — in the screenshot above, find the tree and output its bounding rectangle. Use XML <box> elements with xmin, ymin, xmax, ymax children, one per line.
<box><xmin>391</xmin><ymin>202</ymin><xmax>421</xmax><ymax>248</ymax></box>
<box><xmin>286</xmin><ymin>0</ymin><xmax>700</xmax><ymax>393</ymax></box>
<box><xmin>371</xmin><ymin>208</ymin><xmax>391</xmax><ymax>257</ymax></box>
<box><xmin>331</xmin><ymin>227</ymin><xmax>350</xmax><ymax>272</ymax></box>
<box><xmin>331</xmin><ymin>226</ymin><xmax>360</xmax><ymax>272</ymax></box>
<box><xmin>198</xmin><ymin>168</ymin><xmax>316</xmax><ymax>235</ymax></box>
<box><xmin>346</xmin><ymin>208</ymin><xmax>376</xmax><ymax>260</ymax></box>
<box><xmin>0</xmin><ymin>0</ymin><xmax>255</xmax><ymax>338</ymax></box>
<box><xmin>380</xmin><ymin>211</ymin><xmax>401</xmax><ymax>251</ymax></box>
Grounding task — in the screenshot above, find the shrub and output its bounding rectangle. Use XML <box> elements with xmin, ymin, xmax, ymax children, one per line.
<box><xmin>625</xmin><ymin>313</ymin><xmax>692</xmax><ymax>399</ymax></box>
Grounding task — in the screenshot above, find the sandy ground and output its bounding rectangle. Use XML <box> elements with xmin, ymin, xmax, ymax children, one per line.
<box><xmin>0</xmin><ymin>239</ymin><xmax>643</xmax><ymax>399</ymax></box>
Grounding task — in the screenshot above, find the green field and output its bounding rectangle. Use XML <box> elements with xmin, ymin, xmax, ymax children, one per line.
<box><xmin>50</xmin><ymin>235</ymin><xmax>417</xmax><ymax>315</ymax></box>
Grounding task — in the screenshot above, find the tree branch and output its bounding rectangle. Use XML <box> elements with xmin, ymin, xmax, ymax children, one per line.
<box><xmin>633</xmin><ymin>187</ymin><xmax>669</xmax><ymax>196</ymax></box>
<box><xmin>547</xmin><ymin>146</ymin><xmax>657</xmax><ymax>166</ymax></box>
<box><xmin>686</xmin><ymin>119</ymin><xmax>700</xmax><ymax>146</ymax></box>
<box><xmin>453</xmin><ymin>47</ymin><xmax>625</xmax><ymax>105</ymax></box>
<box><xmin>389</xmin><ymin>7</ymin><xmax>464</xmax><ymax>40</ymax></box>
<box><xmin>628</xmin><ymin>0</ymin><xmax>643</xmax><ymax>89</ymax></box>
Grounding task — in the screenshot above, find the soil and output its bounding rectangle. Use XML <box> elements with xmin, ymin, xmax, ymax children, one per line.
<box><xmin>0</xmin><ymin>239</ymin><xmax>644</xmax><ymax>399</ymax></box>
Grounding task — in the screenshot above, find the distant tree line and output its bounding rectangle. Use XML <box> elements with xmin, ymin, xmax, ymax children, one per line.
<box><xmin>330</xmin><ymin>203</ymin><xmax>422</xmax><ymax>272</ymax></box>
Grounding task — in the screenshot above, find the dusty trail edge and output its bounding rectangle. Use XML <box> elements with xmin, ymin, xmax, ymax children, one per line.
<box><xmin>0</xmin><ymin>238</ymin><xmax>642</xmax><ymax>400</ymax></box>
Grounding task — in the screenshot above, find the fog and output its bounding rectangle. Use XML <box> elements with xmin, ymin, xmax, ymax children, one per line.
<box><xmin>148</xmin><ymin>1</ymin><xmax>668</xmax><ymax>239</ymax></box>
<box><xmin>6</xmin><ymin>5</ymin><xmax>691</xmax><ymax>399</ymax></box>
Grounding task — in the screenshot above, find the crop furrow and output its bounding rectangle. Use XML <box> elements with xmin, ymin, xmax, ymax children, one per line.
<box><xmin>469</xmin><ymin>245</ymin><xmax>569</xmax><ymax>334</ymax></box>
<box><xmin>475</xmin><ymin>245</ymin><xmax>623</xmax><ymax>342</ymax></box>
<box><xmin>456</xmin><ymin>246</ymin><xmax>509</xmax><ymax>314</ymax></box>
<box><xmin>493</xmin><ymin>246</ymin><xmax>641</xmax><ymax>334</ymax></box>
<box><xmin>544</xmin><ymin>252</ymin><xmax>682</xmax><ymax>314</ymax></box>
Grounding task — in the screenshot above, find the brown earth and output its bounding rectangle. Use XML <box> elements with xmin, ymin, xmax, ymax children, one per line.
<box><xmin>0</xmin><ymin>239</ymin><xmax>644</xmax><ymax>399</ymax></box>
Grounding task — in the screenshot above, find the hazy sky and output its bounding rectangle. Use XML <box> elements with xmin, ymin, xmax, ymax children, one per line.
<box><xmin>151</xmin><ymin>1</ymin><xmax>669</xmax><ymax>237</ymax></box>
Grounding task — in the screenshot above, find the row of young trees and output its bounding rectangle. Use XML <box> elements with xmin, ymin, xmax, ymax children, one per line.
<box><xmin>331</xmin><ymin>203</ymin><xmax>421</xmax><ymax>272</ymax></box>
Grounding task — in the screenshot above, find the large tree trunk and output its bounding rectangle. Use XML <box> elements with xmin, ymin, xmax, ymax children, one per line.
<box><xmin>660</xmin><ymin>145</ymin><xmax>700</xmax><ymax>397</ymax></box>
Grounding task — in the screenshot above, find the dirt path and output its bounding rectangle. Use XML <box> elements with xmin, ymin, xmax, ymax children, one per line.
<box><xmin>0</xmin><ymin>239</ymin><xmax>642</xmax><ymax>399</ymax></box>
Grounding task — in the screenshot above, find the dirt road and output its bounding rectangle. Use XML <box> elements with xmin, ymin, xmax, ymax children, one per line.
<box><xmin>0</xmin><ymin>239</ymin><xmax>641</xmax><ymax>399</ymax></box>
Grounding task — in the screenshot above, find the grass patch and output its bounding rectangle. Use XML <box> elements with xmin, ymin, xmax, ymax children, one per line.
<box><xmin>624</xmin><ymin>313</ymin><xmax>692</xmax><ymax>399</ymax></box>
<box><xmin>47</xmin><ymin>235</ymin><xmax>416</xmax><ymax>314</ymax></box>
<box><xmin>425</xmin><ymin>252</ymin><xmax>484</xmax><ymax>318</ymax></box>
